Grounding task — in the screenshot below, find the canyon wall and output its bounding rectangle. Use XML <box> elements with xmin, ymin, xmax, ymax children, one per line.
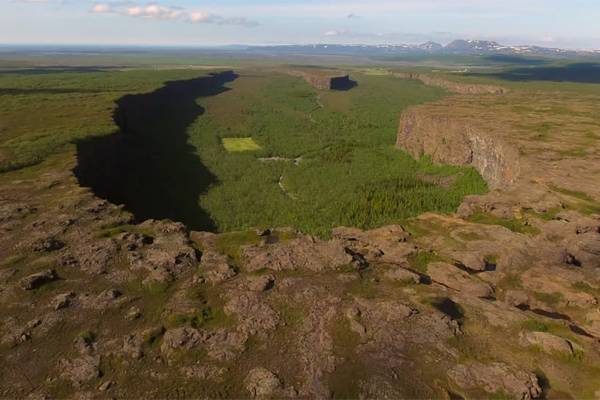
<box><xmin>395</xmin><ymin>72</ymin><xmax>508</xmax><ymax>95</ymax></box>
<box><xmin>288</xmin><ymin>69</ymin><xmax>353</xmax><ymax>90</ymax></box>
<box><xmin>397</xmin><ymin>106</ymin><xmax>520</xmax><ymax>190</ymax></box>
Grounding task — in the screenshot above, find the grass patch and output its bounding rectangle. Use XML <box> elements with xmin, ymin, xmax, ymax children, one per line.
<box><xmin>549</xmin><ymin>184</ymin><xmax>600</xmax><ymax>215</ymax></box>
<box><xmin>525</xmin><ymin>207</ymin><xmax>563</xmax><ymax>221</ymax></box>
<box><xmin>521</xmin><ymin>319</ymin><xmax>549</xmax><ymax>332</ymax></box>
<box><xmin>214</xmin><ymin>230</ymin><xmax>261</xmax><ymax>264</ymax></box>
<box><xmin>407</xmin><ymin>251</ymin><xmax>447</xmax><ymax>274</ymax></box>
<box><xmin>572</xmin><ymin>281</ymin><xmax>600</xmax><ymax>297</ymax></box>
<box><xmin>222</xmin><ymin>137</ymin><xmax>262</xmax><ymax>152</ymax></box>
<box><xmin>533</xmin><ymin>291</ymin><xmax>564</xmax><ymax>307</ymax></box>
<box><xmin>0</xmin><ymin>254</ymin><xmax>26</xmax><ymax>268</ymax></box>
<box><xmin>328</xmin><ymin>317</ymin><xmax>364</xmax><ymax>399</ymax></box>
<box><xmin>498</xmin><ymin>272</ymin><xmax>523</xmax><ymax>290</ymax></box>
<box><xmin>467</xmin><ymin>212</ymin><xmax>540</xmax><ymax>235</ymax></box>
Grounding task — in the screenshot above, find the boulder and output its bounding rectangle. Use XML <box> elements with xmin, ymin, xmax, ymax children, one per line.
<box><xmin>244</xmin><ymin>368</ymin><xmax>281</xmax><ymax>397</ymax></box>
<box><xmin>519</xmin><ymin>331</ymin><xmax>577</xmax><ymax>356</ymax></box>
<box><xmin>451</xmin><ymin>251</ymin><xmax>486</xmax><ymax>272</ymax></box>
<box><xmin>200</xmin><ymin>251</ymin><xmax>237</xmax><ymax>284</ymax></box>
<box><xmin>52</xmin><ymin>292</ymin><xmax>75</xmax><ymax>310</ymax></box>
<box><xmin>383</xmin><ymin>267</ymin><xmax>421</xmax><ymax>284</ymax></box>
<box><xmin>160</xmin><ymin>327</ymin><xmax>206</xmax><ymax>357</ymax></box>
<box><xmin>58</xmin><ymin>355</ymin><xmax>101</xmax><ymax>386</ymax></box>
<box><xmin>20</xmin><ymin>269</ymin><xmax>58</xmax><ymax>290</ymax></box>
<box><xmin>428</xmin><ymin>262</ymin><xmax>493</xmax><ymax>298</ymax></box>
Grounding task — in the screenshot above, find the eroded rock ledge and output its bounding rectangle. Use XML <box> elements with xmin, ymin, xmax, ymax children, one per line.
<box><xmin>395</xmin><ymin>72</ymin><xmax>508</xmax><ymax>95</ymax></box>
<box><xmin>397</xmin><ymin>105</ymin><xmax>520</xmax><ymax>190</ymax></box>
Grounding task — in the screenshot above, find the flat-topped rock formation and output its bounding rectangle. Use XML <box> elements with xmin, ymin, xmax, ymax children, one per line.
<box><xmin>289</xmin><ymin>68</ymin><xmax>354</xmax><ymax>90</ymax></box>
<box><xmin>396</xmin><ymin>88</ymin><xmax>600</xmax><ymax>203</ymax></box>
<box><xmin>395</xmin><ymin>72</ymin><xmax>508</xmax><ymax>95</ymax></box>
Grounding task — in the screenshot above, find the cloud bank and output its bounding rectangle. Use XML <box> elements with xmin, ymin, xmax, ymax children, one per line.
<box><xmin>91</xmin><ymin>2</ymin><xmax>259</xmax><ymax>27</ymax></box>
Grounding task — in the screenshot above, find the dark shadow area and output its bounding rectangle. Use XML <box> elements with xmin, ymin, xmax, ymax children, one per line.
<box><xmin>74</xmin><ymin>70</ymin><xmax>238</xmax><ymax>231</ymax></box>
<box><xmin>516</xmin><ymin>304</ymin><xmax>572</xmax><ymax>321</ymax></box>
<box><xmin>331</xmin><ymin>76</ymin><xmax>358</xmax><ymax>91</ymax></box>
<box><xmin>569</xmin><ymin>324</ymin><xmax>595</xmax><ymax>338</ymax></box>
<box><xmin>431</xmin><ymin>297</ymin><xmax>464</xmax><ymax>321</ymax></box>
<box><xmin>467</xmin><ymin>63</ymin><xmax>600</xmax><ymax>83</ymax></box>
<box><xmin>482</xmin><ymin>54</ymin><xmax>548</xmax><ymax>65</ymax></box>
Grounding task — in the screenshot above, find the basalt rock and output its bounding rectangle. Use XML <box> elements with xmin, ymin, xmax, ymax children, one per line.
<box><xmin>395</xmin><ymin>72</ymin><xmax>508</xmax><ymax>95</ymax></box>
<box><xmin>397</xmin><ymin>105</ymin><xmax>520</xmax><ymax>190</ymax></box>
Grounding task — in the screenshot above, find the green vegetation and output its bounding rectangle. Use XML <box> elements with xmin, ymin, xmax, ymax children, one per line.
<box><xmin>0</xmin><ymin>69</ymin><xmax>207</xmax><ymax>172</ymax></box>
<box><xmin>214</xmin><ymin>230</ymin><xmax>262</xmax><ymax>263</ymax></box>
<box><xmin>549</xmin><ymin>184</ymin><xmax>600</xmax><ymax>215</ymax></box>
<box><xmin>533</xmin><ymin>291</ymin><xmax>564</xmax><ymax>307</ymax></box>
<box><xmin>407</xmin><ymin>250</ymin><xmax>446</xmax><ymax>274</ymax></box>
<box><xmin>521</xmin><ymin>319</ymin><xmax>550</xmax><ymax>332</ymax></box>
<box><xmin>467</xmin><ymin>212</ymin><xmax>540</xmax><ymax>235</ymax></box>
<box><xmin>222</xmin><ymin>137</ymin><xmax>262</xmax><ymax>152</ymax></box>
<box><xmin>0</xmin><ymin>67</ymin><xmax>488</xmax><ymax>236</ymax></box>
<box><xmin>192</xmin><ymin>72</ymin><xmax>487</xmax><ymax>236</ymax></box>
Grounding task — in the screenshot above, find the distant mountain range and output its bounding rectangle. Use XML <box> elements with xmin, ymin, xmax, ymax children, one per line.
<box><xmin>235</xmin><ymin>39</ymin><xmax>600</xmax><ymax>59</ymax></box>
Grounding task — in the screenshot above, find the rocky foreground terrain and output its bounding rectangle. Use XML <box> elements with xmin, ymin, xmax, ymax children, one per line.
<box><xmin>1</xmin><ymin>74</ymin><xmax>600</xmax><ymax>399</ymax></box>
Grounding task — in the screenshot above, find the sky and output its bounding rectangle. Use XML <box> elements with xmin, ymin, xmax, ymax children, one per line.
<box><xmin>1</xmin><ymin>0</ymin><xmax>599</xmax><ymax>49</ymax></box>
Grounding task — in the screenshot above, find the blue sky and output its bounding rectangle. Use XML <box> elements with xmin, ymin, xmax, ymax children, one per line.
<box><xmin>1</xmin><ymin>0</ymin><xmax>598</xmax><ymax>49</ymax></box>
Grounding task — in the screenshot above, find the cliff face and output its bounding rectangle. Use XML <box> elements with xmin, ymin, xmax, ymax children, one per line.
<box><xmin>288</xmin><ymin>69</ymin><xmax>353</xmax><ymax>90</ymax></box>
<box><xmin>397</xmin><ymin>107</ymin><xmax>520</xmax><ymax>189</ymax></box>
<box><xmin>395</xmin><ymin>72</ymin><xmax>508</xmax><ymax>95</ymax></box>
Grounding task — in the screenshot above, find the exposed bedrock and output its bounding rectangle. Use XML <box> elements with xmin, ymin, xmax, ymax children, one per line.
<box><xmin>397</xmin><ymin>107</ymin><xmax>520</xmax><ymax>190</ymax></box>
<box><xmin>395</xmin><ymin>72</ymin><xmax>508</xmax><ymax>95</ymax></box>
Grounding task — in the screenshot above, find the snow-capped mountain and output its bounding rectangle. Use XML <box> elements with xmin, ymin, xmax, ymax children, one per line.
<box><xmin>236</xmin><ymin>39</ymin><xmax>599</xmax><ymax>59</ymax></box>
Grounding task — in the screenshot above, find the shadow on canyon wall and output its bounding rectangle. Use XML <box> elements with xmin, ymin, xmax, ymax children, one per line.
<box><xmin>74</xmin><ymin>70</ymin><xmax>238</xmax><ymax>231</ymax></box>
<box><xmin>467</xmin><ymin>62</ymin><xmax>600</xmax><ymax>84</ymax></box>
<box><xmin>331</xmin><ymin>76</ymin><xmax>358</xmax><ymax>91</ymax></box>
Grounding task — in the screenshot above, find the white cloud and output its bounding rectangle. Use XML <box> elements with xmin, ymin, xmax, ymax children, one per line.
<box><xmin>91</xmin><ymin>3</ymin><xmax>112</xmax><ymax>14</ymax></box>
<box><xmin>126</xmin><ymin>4</ymin><xmax>183</xmax><ymax>20</ymax></box>
<box><xmin>90</xmin><ymin>2</ymin><xmax>258</xmax><ymax>26</ymax></box>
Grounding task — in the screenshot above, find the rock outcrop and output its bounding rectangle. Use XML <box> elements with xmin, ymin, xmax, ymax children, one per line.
<box><xmin>397</xmin><ymin>105</ymin><xmax>521</xmax><ymax>189</ymax></box>
<box><xmin>288</xmin><ymin>69</ymin><xmax>354</xmax><ymax>90</ymax></box>
<box><xmin>395</xmin><ymin>72</ymin><xmax>508</xmax><ymax>94</ymax></box>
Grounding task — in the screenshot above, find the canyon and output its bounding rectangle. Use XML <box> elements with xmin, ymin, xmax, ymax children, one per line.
<box><xmin>0</xmin><ymin>70</ymin><xmax>599</xmax><ymax>399</ymax></box>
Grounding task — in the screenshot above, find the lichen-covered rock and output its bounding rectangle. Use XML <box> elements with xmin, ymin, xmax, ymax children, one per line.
<box><xmin>58</xmin><ymin>355</ymin><xmax>101</xmax><ymax>386</ymax></box>
<box><xmin>448</xmin><ymin>362</ymin><xmax>542</xmax><ymax>399</ymax></box>
<box><xmin>427</xmin><ymin>262</ymin><xmax>493</xmax><ymax>298</ymax></box>
<box><xmin>160</xmin><ymin>327</ymin><xmax>206</xmax><ymax>357</ymax></box>
<box><xmin>200</xmin><ymin>250</ymin><xmax>237</xmax><ymax>284</ymax></box>
<box><xmin>244</xmin><ymin>368</ymin><xmax>281</xmax><ymax>398</ymax></box>
<box><xmin>519</xmin><ymin>331</ymin><xmax>578</xmax><ymax>356</ymax></box>
<box><xmin>243</xmin><ymin>236</ymin><xmax>352</xmax><ymax>272</ymax></box>
<box><xmin>20</xmin><ymin>269</ymin><xmax>58</xmax><ymax>290</ymax></box>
